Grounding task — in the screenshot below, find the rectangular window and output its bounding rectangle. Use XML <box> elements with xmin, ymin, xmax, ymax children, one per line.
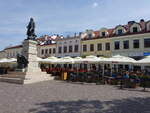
<box><xmin>97</xmin><ymin>43</ymin><xmax>102</xmax><ymax>51</ymax></box>
<box><xmin>49</xmin><ymin>48</ymin><xmax>51</xmax><ymax>54</ymax></box>
<box><xmin>58</xmin><ymin>47</ymin><xmax>62</xmax><ymax>53</ymax></box>
<box><xmin>144</xmin><ymin>38</ymin><xmax>150</xmax><ymax>48</ymax></box>
<box><xmin>74</xmin><ymin>45</ymin><xmax>79</xmax><ymax>52</ymax></box>
<box><xmin>123</xmin><ymin>40</ymin><xmax>129</xmax><ymax>49</ymax></box>
<box><xmin>53</xmin><ymin>48</ymin><xmax>56</xmax><ymax>54</ymax></box>
<box><xmin>45</xmin><ymin>49</ymin><xmax>48</xmax><ymax>54</ymax></box>
<box><xmin>115</xmin><ymin>41</ymin><xmax>120</xmax><ymax>50</ymax></box>
<box><xmin>133</xmin><ymin>27</ymin><xmax>138</xmax><ymax>33</ymax></box>
<box><xmin>41</xmin><ymin>49</ymin><xmax>44</xmax><ymax>55</ymax></box>
<box><xmin>105</xmin><ymin>43</ymin><xmax>110</xmax><ymax>50</ymax></box>
<box><xmin>118</xmin><ymin>29</ymin><xmax>123</xmax><ymax>35</ymax></box>
<box><xmin>64</xmin><ymin>46</ymin><xmax>67</xmax><ymax>53</ymax></box>
<box><xmin>83</xmin><ymin>45</ymin><xmax>87</xmax><ymax>52</ymax></box>
<box><xmin>69</xmin><ymin>46</ymin><xmax>72</xmax><ymax>53</ymax></box>
<box><xmin>102</xmin><ymin>32</ymin><xmax>105</xmax><ymax>37</ymax></box>
<box><xmin>133</xmin><ymin>39</ymin><xmax>139</xmax><ymax>48</ymax></box>
<box><xmin>90</xmin><ymin>44</ymin><xmax>94</xmax><ymax>51</ymax></box>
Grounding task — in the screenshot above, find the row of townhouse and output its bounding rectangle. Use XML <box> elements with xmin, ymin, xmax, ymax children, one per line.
<box><xmin>81</xmin><ymin>33</ymin><xmax>150</xmax><ymax>59</ymax></box>
<box><xmin>0</xmin><ymin>19</ymin><xmax>150</xmax><ymax>59</ymax></box>
<box><xmin>37</xmin><ymin>36</ymin><xmax>81</xmax><ymax>58</ymax></box>
<box><xmin>0</xmin><ymin>45</ymin><xmax>23</xmax><ymax>59</ymax></box>
<box><xmin>81</xmin><ymin>19</ymin><xmax>150</xmax><ymax>59</ymax></box>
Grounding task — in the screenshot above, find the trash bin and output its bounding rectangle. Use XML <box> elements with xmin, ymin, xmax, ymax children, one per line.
<box><xmin>61</xmin><ymin>72</ymin><xmax>67</xmax><ymax>80</ymax></box>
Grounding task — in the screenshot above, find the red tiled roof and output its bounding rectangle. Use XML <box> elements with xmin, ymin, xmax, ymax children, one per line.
<box><xmin>39</xmin><ymin>43</ymin><xmax>56</xmax><ymax>46</ymax></box>
<box><xmin>5</xmin><ymin>45</ymin><xmax>22</xmax><ymax>50</ymax></box>
<box><xmin>93</xmin><ymin>31</ymin><xmax>99</xmax><ymax>37</ymax></box>
<box><xmin>85</xmin><ymin>20</ymin><xmax>150</xmax><ymax>39</ymax></box>
<box><xmin>37</xmin><ymin>35</ymin><xmax>62</xmax><ymax>42</ymax></box>
<box><xmin>107</xmin><ymin>29</ymin><xmax>114</xmax><ymax>37</ymax></box>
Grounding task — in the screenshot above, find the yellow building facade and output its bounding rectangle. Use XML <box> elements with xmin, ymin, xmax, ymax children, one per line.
<box><xmin>111</xmin><ymin>33</ymin><xmax>150</xmax><ymax>58</ymax></box>
<box><xmin>81</xmin><ymin>38</ymin><xmax>112</xmax><ymax>57</ymax></box>
<box><xmin>37</xmin><ymin>44</ymin><xmax>56</xmax><ymax>58</ymax></box>
<box><xmin>81</xmin><ymin>32</ymin><xmax>150</xmax><ymax>59</ymax></box>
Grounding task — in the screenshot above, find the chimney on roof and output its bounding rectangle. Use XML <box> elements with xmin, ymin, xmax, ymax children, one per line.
<box><xmin>79</xmin><ymin>32</ymin><xmax>82</xmax><ymax>36</ymax></box>
<box><xmin>45</xmin><ymin>35</ymin><xmax>48</xmax><ymax>40</ymax></box>
<box><xmin>140</xmin><ymin>19</ymin><xmax>145</xmax><ymax>22</ymax></box>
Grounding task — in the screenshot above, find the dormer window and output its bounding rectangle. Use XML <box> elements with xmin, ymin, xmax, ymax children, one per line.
<box><xmin>118</xmin><ymin>29</ymin><xmax>123</xmax><ymax>35</ymax></box>
<box><xmin>113</xmin><ymin>25</ymin><xmax>126</xmax><ymax>35</ymax></box>
<box><xmin>133</xmin><ymin>27</ymin><xmax>138</xmax><ymax>33</ymax></box>
<box><xmin>130</xmin><ymin>23</ymin><xmax>141</xmax><ymax>33</ymax></box>
<box><xmin>99</xmin><ymin>28</ymin><xmax>108</xmax><ymax>37</ymax></box>
<box><xmin>88</xmin><ymin>34</ymin><xmax>92</xmax><ymax>38</ymax></box>
<box><xmin>102</xmin><ymin>32</ymin><xmax>106</xmax><ymax>37</ymax></box>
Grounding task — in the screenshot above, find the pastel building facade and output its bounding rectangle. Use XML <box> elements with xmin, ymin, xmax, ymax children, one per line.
<box><xmin>4</xmin><ymin>45</ymin><xmax>23</xmax><ymax>58</ymax></box>
<box><xmin>81</xmin><ymin>19</ymin><xmax>150</xmax><ymax>59</ymax></box>
<box><xmin>0</xmin><ymin>19</ymin><xmax>150</xmax><ymax>60</ymax></box>
<box><xmin>56</xmin><ymin>37</ymin><xmax>81</xmax><ymax>57</ymax></box>
<box><xmin>0</xmin><ymin>50</ymin><xmax>6</xmax><ymax>59</ymax></box>
<box><xmin>81</xmin><ymin>38</ymin><xmax>111</xmax><ymax>57</ymax></box>
<box><xmin>37</xmin><ymin>44</ymin><xmax>56</xmax><ymax>58</ymax></box>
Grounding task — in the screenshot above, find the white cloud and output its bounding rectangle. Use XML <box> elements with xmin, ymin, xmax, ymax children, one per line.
<box><xmin>92</xmin><ymin>2</ymin><xmax>98</xmax><ymax>8</ymax></box>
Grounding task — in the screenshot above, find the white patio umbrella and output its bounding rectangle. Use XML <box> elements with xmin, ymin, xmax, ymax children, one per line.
<box><xmin>74</xmin><ymin>57</ymin><xmax>83</xmax><ymax>63</ymax></box>
<box><xmin>7</xmin><ymin>58</ymin><xmax>17</xmax><ymax>63</ymax></box>
<box><xmin>0</xmin><ymin>58</ymin><xmax>17</xmax><ymax>68</ymax></box>
<box><xmin>58</xmin><ymin>56</ymin><xmax>75</xmax><ymax>64</ymax></box>
<box><xmin>0</xmin><ymin>58</ymin><xmax>9</xmax><ymax>63</ymax></box>
<box><xmin>0</xmin><ymin>58</ymin><xmax>17</xmax><ymax>63</ymax></box>
<box><xmin>82</xmin><ymin>55</ymin><xmax>100</xmax><ymax>63</ymax></box>
<box><xmin>37</xmin><ymin>57</ymin><xmax>43</xmax><ymax>62</ymax></box>
<box><xmin>135</xmin><ymin>55</ymin><xmax>150</xmax><ymax>65</ymax></box>
<box><xmin>81</xmin><ymin>55</ymin><xmax>102</xmax><ymax>71</ymax></box>
<box><xmin>39</xmin><ymin>56</ymin><xmax>59</xmax><ymax>64</ymax></box>
<box><xmin>108</xmin><ymin>55</ymin><xmax>136</xmax><ymax>64</ymax></box>
<box><xmin>98</xmin><ymin>57</ymin><xmax>110</xmax><ymax>63</ymax></box>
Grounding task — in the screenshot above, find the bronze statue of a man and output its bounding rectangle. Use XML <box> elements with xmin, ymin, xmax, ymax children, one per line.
<box><xmin>17</xmin><ymin>54</ymin><xmax>28</xmax><ymax>69</ymax></box>
<box><xmin>26</xmin><ymin>18</ymin><xmax>37</xmax><ymax>40</ymax></box>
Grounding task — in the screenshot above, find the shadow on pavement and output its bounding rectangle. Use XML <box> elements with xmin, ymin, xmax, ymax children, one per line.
<box><xmin>29</xmin><ymin>97</ymin><xmax>150</xmax><ymax>113</ymax></box>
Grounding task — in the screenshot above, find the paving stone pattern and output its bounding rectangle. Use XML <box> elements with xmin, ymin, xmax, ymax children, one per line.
<box><xmin>0</xmin><ymin>81</ymin><xmax>150</xmax><ymax>113</ymax></box>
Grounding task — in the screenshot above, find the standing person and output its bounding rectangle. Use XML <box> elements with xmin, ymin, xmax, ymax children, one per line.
<box><xmin>120</xmin><ymin>70</ymin><xmax>125</xmax><ymax>89</ymax></box>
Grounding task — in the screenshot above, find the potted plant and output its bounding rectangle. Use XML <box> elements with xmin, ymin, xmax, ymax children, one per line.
<box><xmin>140</xmin><ymin>75</ymin><xmax>150</xmax><ymax>91</ymax></box>
<box><xmin>126</xmin><ymin>75</ymin><xmax>139</xmax><ymax>88</ymax></box>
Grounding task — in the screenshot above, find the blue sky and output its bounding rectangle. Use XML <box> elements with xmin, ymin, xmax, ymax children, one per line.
<box><xmin>0</xmin><ymin>0</ymin><xmax>150</xmax><ymax>50</ymax></box>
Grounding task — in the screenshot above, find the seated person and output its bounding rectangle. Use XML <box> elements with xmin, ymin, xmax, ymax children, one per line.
<box><xmin>112</xmin><ymin>72</ymin><xmax>117</xmax><ymax>78</ymax></box>
<box><xmin>123</xmin><ymin>71</ymin><xmax>129</xmax><ymax>79</ymax></box>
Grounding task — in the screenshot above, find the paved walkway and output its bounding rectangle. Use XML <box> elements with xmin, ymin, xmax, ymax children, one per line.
<box><xmin>0</xmin><ymin>80</ymin><xmax>150</xmax><ymax>113</ymax></box>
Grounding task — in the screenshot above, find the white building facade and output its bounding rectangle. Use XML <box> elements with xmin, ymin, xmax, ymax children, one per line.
<box><xmin>37</xmin><ymin>44</ymin><xmax>56</xmax><ymax>58</ymax></box>
<box><xmin>56</xmin><ymin>37</ymin><xmax>81</xmax><ymax>57</ymax></box>
<box><xmin>4</xmin><ymin>45</ymin><xmax>23</xmax><ymax>58</ymax></box>
<box><xmin>0</xmin><ymin>50</ymin><xmax>6</xmax><ymax>59</ymax></box>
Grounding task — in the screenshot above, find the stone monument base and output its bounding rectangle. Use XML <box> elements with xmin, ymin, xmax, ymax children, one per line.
<box><xmin>21</xmin><ymin>39</ymin><xmax>54</xmax><ymax>84</ymax></box>
<box><xmin>23</xmin><ymin>71</ymin><xmax>54</xmax><ymax>84</ymax></box>
<box><xmin>0</xmin><ymin>70</ymin><xmax>54</xmax><ymax>84</ymax></box>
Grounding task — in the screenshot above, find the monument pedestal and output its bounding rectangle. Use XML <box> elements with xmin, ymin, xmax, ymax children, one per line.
<box><xmin>22</xmin><ymin>39</ymin><xmax>54</xmax><ymax>84</ymax></box>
